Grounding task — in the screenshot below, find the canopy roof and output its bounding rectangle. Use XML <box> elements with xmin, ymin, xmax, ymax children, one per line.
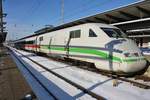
<box><xmin>19</xmin><ymin>0</ymin><xmax>150</xmax><ymax>40</ymax></box>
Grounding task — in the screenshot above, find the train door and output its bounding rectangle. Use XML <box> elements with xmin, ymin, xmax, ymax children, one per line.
<box><xmin>39</xmin><ymin>36</ymin><xmax>43</xmax><ymax>52</ymax></box>
<box><xmin>64</xmin><ymin>29</ymin><xmax>81</xmax><ymax>57</ymax></box>
<box><xmin>64</xmin><ymin>33</ymin><xmax>71</xmax><ymax>57</ymax></box>
<box><xmin>48</xmin><ymin>37</ymin><xmax>53</xmax><ymax>55</ymax></box>
<box><xmin>35</xmin><ymin>36</ymin><xmax>38</xmax><ymax>52</ymax></box>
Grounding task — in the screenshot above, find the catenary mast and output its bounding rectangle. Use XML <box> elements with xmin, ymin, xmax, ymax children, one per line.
<box><xmin>0</xmin><ymin>0</ymin><xmax>7</xmax><ymax>46</ymax></box>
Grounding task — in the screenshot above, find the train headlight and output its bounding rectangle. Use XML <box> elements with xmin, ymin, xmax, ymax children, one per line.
<box><xmin>124</xmin><ymin>53</ymin><xmax>130</xmax><ymax>57</ymax></box>
<box><xmin>140</xmin><ymin>52</ymin><xmax>144</xmax><ymax>56</ymax></box>
<box><xmin>124</xmin><ymin>52</ymin><xmax>139</xmax><ymax>57</ymax></box>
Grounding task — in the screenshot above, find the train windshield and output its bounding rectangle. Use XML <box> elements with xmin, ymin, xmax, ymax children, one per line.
<box><xmin>101</xmin><ymin>28</ymin><xmax>127</xmax><ymax>38</ymax></box>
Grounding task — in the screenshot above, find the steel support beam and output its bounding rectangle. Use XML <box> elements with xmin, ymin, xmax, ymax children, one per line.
<box><xmin>105</xmin><ymin>14</ymin><xmax>126</xmax><ymax>22</ymax></box>
<box><xmin>94</xmin><ymin>17</ymin><xmax>109</xmax><ymax>23</ymax></box>
<box><xmin>136</xmin><ymin>6</ymin><xmax>150</xmax><ymax>16</ymax></box>
<box><xmin>85</xmin><ymin>19</ymin><xmax>95</xmax><ymax>23</ymax></box>
<box><xmin>119</xmin><ymin>11</ymin><xmax>139</xmax><ymax>19</ymax></box>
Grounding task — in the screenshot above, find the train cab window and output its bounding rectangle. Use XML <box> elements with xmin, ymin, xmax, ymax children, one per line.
<box><xmin>101</xmin><ymin>27</ymin><xmax>127</xmax><ymax>38</ymax></box>
<box><xmin>70</xmin><ymin>30</ymin><xmax>81</xmax><ymax>38</ymax></box>
<box><xmin>89</xmin><ymin>29</ymin><xmax>97</xmax><ymax>37</ymax></box>
<box><xmin>39</xmin><ymin>36</ymin><xmax>43</xmax><ymax>41</ymax></box>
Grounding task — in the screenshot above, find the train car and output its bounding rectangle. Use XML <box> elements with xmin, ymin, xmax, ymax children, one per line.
<box><xmin>13</xmin><ymin>39</ymin><xmax>25</xmax><ymax>50</ymax></box>
<box><xmin>14</xmin><ymin>23</ymin><xmax>148</xmax><ymax>75</ymax></box>
<box><xmin>24</xmin><ymin>36</ymin><xmax>37</xmax><ymax>51</ymax></box>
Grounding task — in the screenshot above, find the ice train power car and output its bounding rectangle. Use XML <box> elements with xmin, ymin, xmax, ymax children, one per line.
<box><xmin>13</xmin><ymin>23</ymin><xmax>147</xmax><ymax>75</ymax></box>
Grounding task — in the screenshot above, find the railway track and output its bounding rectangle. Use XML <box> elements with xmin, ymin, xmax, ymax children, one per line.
<box><xmin>43</xmin><ymin>53</ymin><xmax>150</xmax><ymax>89</ymax></box>
<box><xmin>10</xmin><ymin>49</ymin><xmax>58</xmax><ymax>100</ymax></box>
<box><xmin>9</xmin><ymin>48</ymin><xmax>105</xmax><ymax>100</ymax></box>
<box><xmin>13</xmin><ymin>47</ymin><xmax>150</xmax><ymax>89</ymax></box>
<box><xmin>68</xmin><ymin>60</ymin><xmax>150</xmax><ymax>89</ymax></box>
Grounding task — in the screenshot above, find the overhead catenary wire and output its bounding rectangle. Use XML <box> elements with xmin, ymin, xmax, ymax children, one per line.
<box><xmin>49</xmin><ymin>0</ymin><xmax>114</xmax><ymax>24</ymax></box>
<box><xmin>21</xmin><ymin>0</ymin><xmax>43</xmax><ymax>21</ymax></box>
<box><xmin>13</xmin><ymin>0</ymin><xmax>114</xmax><ymax>29</ymax></box>
<box><xmin>10</xmin><ymin>0</ymin><xmax>117</xmax><ymax>40</ymax></box>
<box><xmin>9</xmin><ymin>0</ymin><xmax>44</xmax><ymax>40</ymax></box>
<box><xmin>65</xmin><ymin>0</ymin><xmax>114</xmax><ymax>20</ymax></box>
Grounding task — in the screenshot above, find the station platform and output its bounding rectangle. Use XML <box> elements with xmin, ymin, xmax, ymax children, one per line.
<box><xmin>8</xmin><ymin>46</ymin><xmax>150</xmax><ymax>100</ymax></box>
<box><xmin>0</xmin><ymin>47</ymin><xmax>34</xmax><ymax>100</ymax></box>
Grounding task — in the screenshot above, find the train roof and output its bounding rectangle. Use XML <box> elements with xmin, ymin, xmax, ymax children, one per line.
<box><xmin>17</xmin><ymin>23</ymin><xmax>115</xmax><ymax>40</ymax></box>
<box><xmin>16</xmin><ymin>0</ymin><xmax>150</xmax><ymax>41</ymax></box>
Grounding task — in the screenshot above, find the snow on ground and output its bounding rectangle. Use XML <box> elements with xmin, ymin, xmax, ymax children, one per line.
<box><xmin>10</xmin><ymin>52</ymin><xmax>55</xmax><ymax>100</ymax></box>
<box><xmin>10</xmin><ymin>47</ymin><xmax>150</xmax><ymax>100</ymax></box>
<box><xmin>10</xmin><ymin>48</ymin><xmax>95</xmax><ymax>100</ymax></box>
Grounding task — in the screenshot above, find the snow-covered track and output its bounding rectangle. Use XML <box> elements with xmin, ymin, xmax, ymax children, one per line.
<box><xmin>43</xmin><ymin>54</ymin><xmax>150</xmax><ymax>89</ymax></box>
<box><xmin>9</xmin><ymin>48</ymin><xmax>105</xmax><ymax>100</ymax></box>
<box><xmin>6</xmin><ymin>46</ymin><xmax>150</xmax><ymax>100</ymax></box>
<box><xmin>10</xmin><ymin>48</ymin><xmax>58</xmax><ymax>100</ymax></box>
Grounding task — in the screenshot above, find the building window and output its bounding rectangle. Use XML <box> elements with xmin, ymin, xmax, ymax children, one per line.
<box><xmin>70</xmin><ymin>30</ymin><xmax>81</xmax><ymax>38</ymax></box>
<box><xmin>89</xmin><ymin>29</ymin><xmax>97</xmax><ymax>37</ymax></box>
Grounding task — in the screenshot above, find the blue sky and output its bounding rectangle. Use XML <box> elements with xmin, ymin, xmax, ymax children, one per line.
<box><xmin>4</xmin><ymin>0</ymin><xmax>141</xmax><ymax>40</ymax></box>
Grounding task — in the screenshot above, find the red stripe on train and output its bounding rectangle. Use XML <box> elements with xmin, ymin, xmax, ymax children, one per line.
<box><xmin>25</xmin><ymin>44</ymin><xmax>40</xmax><ymax>48</ymax></box>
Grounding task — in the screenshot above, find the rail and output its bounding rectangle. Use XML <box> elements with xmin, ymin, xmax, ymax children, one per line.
<box><xmin>9</xmin><ymin>47</ymin><xmax>105</xmax><ymax>100</ymax></box>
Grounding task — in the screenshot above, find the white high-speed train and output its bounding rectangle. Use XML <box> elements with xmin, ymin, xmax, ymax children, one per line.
<box><xmin>14</xmin><ymin>23</ymin><xmax>148</xmax><ymax>75</ymax></box>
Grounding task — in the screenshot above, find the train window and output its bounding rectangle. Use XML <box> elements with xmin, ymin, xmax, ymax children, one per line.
<box><xmin>101</xmin><ymin>27</ymin><xmax>127</xmax><ymax>38</ymax></box>
<box><xmin>70</xmin><ymin>31</ymin><xmax>74</xmax><ymax>38</ymax></box>
<box><xmin>70</xmin><ymin>30</ymin><xmax>81</xmax><ymax>38</ymax></box>
<box><xmin>26</xmin><ymin>41</ymin><xmax>34</xmax><ymax>44</ymax></box>
<box><xmin>39</xmin><ymin>36</ymin><xmax>43</xmax><ymax>41</ymax></box>
<box><xmin>75</xmin><ymin>30</ymin><xmax>81</xmax><ymax>38</ymax></box>
<box><xmin>89</xmin><ymin>29</ymin><xmax>97</xmax><ymax>37</ymax></box>
<box><xmin>28</xmin><ymin>41</ymin><xmax>33</xmax><ymax>44</ymax></box>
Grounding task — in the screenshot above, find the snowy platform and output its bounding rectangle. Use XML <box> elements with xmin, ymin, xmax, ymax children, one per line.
<box><xmin>9</xmin><ymin>47</ymin><xmax>150</xmax><ymax>100</ymax></box>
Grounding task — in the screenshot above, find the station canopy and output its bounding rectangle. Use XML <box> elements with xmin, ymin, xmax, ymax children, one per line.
<box><xmin>25</xmin><ymin>0</ymin><xmax>150</xmax><ymax>40</ymax></box>
<box><xmin>55</xmin><ymin>0</ymin><xmax>150</xmax><ymax>29</ymax></box>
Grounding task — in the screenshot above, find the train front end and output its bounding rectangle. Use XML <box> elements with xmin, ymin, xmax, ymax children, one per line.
<box><xmin>101</xmin><ymin>26</ymin><xmax>148</xmax><ymax>74</ymax></box>
<box><xmin>116</xmin><ymin>38</ymin><xmax>147</xmax><ymax>73</ymax></box>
